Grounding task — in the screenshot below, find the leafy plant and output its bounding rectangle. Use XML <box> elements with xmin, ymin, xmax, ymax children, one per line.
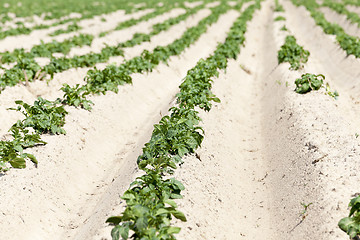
<box><xmin>274</xmin><ymin>16</ymin><xmax>286</xmax><ymax>21</ymax></box>
<box><xmin>49</xmin><ymin>21</ymin><xmax>81</xmax><ymax>36</ymax></box>
<box><xmin>339</xmin><ymin>196</ymin><xmax>360</xmax><ymax>239</ymax></box>
<box><xmin>280</xmin><ymin>25</ymin><xmax>288</xmax><ymax>31</ymax></box>
<box><xmin>61</xmin><ymin>84</ymin><xmax>94</xmax><ymax>110</ymax></box>
<box><xmin>294</xmin><ymin>73</ymin><xmax>338</xmax><ymax>98</ymax></box>
<box><xmin>8</xmin><ymin>97</ymin><xmax>68</xmax><ymax>134</ymax></box>
<box><xmin>274</xmin><ymin>0</ymin><xmax>285</xmax><ymax>12</ymax></box>
<box><xmin>0</xmin><ymin>121</ymin><xmax>46</xmax><ymax>171</ymax></box>
<box><xmin>278</xmin><ymin>35</ymin><xmax>310</xmax><ymax>70</ymax></box>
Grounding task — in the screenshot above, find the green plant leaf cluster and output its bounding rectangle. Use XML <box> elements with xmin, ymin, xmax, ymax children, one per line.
<box><xmin>274</xmin><ymin>0</ymin><xmax>285</xmax><ymax>12</ymax></box>
<box><xmin>278</xmin><ymin>35</ymin><xmax>310</xmax><ymax>70</ymax></box>
<box><xmin>295</xmin><ymin>73</ymin><xmax>324</xmax><ymax>93</ymax></box>
<box><xmin>106</xmin><ymin>1</ymin><xmax>262</xmax><ymax>239</ymax></box>
<box><xmin>339</xmin><ymin>196</ymin><xmax>360</xmax><ymax>239</ymax></box>
<box><xmin>274</xmin><ymin>16</ymin><xmax>286</xmax><ymax>21</ymax></box>
<box><xmin>0</xmin><ymin>96</ymin><xmax>69</xmax><ymax>170</ymax></box>
<box><xmin>0</xmin><ymin>121</ymin><xmax>46</xmax><ymax>171</ymax></box>
<box><xmin>294</xmin><ymin>73</ymin><xmax>338</xmax><ymax>98</ymax></box>
<box><xmin>9</xmin><ymin>97</ymin><xmax>68</xmax><ymax>134</ymax></box>
<box><xmin>49</xmin><ymin>21</ymin><xmax>81</xmax><ymax>36</ymax></box>
<box><xmin>61</xmin><ymin>84</ymin><xmax>94</xmax><ymax>110</ymax></box>
<box><xmin>1</xmin><ymin>33</ymin><xmax>94</xmax><ymax>64</ymax></box>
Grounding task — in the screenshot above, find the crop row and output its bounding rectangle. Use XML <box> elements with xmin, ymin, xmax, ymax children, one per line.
<box><xmin>0</xmin><ymin>3</ymin><xmax>208</xmax><ymax>93</ymax></box>
<box><xmin>291</xmin><ymin>0</ymin><xmax>360</xmax><ymax>58</ymax></box>
<box><xmin>322</xmin><ymin>0</ymin><xmax>360</xmax><ymax>28</ymax></box>
<box><xmin>104</xmin><ymin>1</ymin><xmax>262</xmax><ymax>239</ymax></box>
<box><xmin>0</xmin><ymin>1</ymin><xmax>234</xmax><ymax>171</ymax></box>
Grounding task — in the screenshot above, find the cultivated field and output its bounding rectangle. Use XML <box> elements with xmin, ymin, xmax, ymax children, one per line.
<box><xmin>1</xmin><ymin>0</ymin><xmax>360</xmax><ymax>239</ymax></box>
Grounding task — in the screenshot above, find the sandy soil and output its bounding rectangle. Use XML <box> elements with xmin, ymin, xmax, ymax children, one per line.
<box><xmin>1</xmin><ymin>0</ymin><xmax>360</xmax><ymax>239</ymax></box>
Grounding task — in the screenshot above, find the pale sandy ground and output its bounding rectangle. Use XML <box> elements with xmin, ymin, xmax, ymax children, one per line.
<box><xmin>1</xmin><ymin>0</ymin><xmax>360</xmax><ymax>239</ymax></box>
<box><xmin>347</xmin><ymin>5</ymin><xmax>360</xmax><ymax>16</ymax></box>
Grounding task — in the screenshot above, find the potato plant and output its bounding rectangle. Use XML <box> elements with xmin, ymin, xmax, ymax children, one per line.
<box><xmin>278</xmin><ymin>35</ymin><xmax>310</xmax><ymax>70</ymax></box>
<box><xmin>339</xmin><ymin>196</ymin><xmax>360</xmax><ymax>239</ymax></box>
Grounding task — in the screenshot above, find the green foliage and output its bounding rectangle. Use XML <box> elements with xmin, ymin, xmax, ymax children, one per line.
<box><xmin>1</xmin><ymin>33</ymin><xmax>94</xmax><ymax>64</ymax></box>
<box><xmin>339</xmin><ymin>196</ymin><xmax>360</xmax><ymax>239</ymax></box>
<box><xmin>49</xmin><ymin>21</ymin><xmax>81</xmax><ymax>36</ymax></box>
<box><xmin>294</xmin><ymin>73</ymin><xmax>338</xmax><ymax>98</ymax></box>
<box><xmin>274</xmin><ymin>0</ymin><xmax>285</xmax><ymax>11</ymax></box>
<box><xmin>0</xmin><ymin>121</ymin><xmax>46</xmax><ymax>171</ymax></box>
<box><xmin>9</xmin><ymin>97</ymin><xmax>68</xmax><ymax>135</ymax></box>
<box><xmin>274</xmin><ymin>16</ymin><xmax>286</xmax><ymax>21</ymax></box>
<box><xmin>281</xmin><ymin>25</ymin><xmax>288</xmax><ymax>31</ymax></box>
<box><xmin>61</xmin><ymin>84</ymin><xmax>94</xmax><ymax>110</ymax></box>
<box><xmin>278</xmin><ymin>35</ymin><xmax>310</xmax><ymax>70</ymax></box>
<box><xmin>295</xmin><ymin>73</ymin><xmax>324</xmax><ymax>93</ymax></box>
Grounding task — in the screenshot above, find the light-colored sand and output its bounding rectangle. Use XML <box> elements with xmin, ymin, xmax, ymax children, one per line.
<box><xmin>1</xmin><ymin>0</ymin><xmax>360</xmax><ymax>239</ymax></box>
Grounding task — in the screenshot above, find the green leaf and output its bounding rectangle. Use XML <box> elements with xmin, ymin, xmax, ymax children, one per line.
<box><xmin>106</xmin><ymin>216</ymin><xmax>122</xmax><ymax>225</ymax></box>
<box><xmin>167</xmin><ymin>226</ymin><xmax>181</xmax><ymax>234</ymax></box>
<box><xmin>9</xmin><ymin>157</ymin><xmax>26</xmax><ymax>168</ymax></box>
<box><xmin>155</xmin><ymin>208</ymin><xmax>169</xmax><ymax>216</ymax></box>
<box><xmin>111</xmin><ymin>224</ymin><xmax>129</xmax><ymax>240</ymax></box>
<box><xmin>171</xmin><ymin>210</ymin><xmax>187</xmax><ymax>221</ymax></box>
<box><xmin>135</xmin><ymin>216</ymin><xmax>148</xmax><ymax>231</ymax></box>
<box><xmin>26</xmin><ymin>153</ymin><xmax>38</xmax><ymax>164</ymax></box>
<box><xmin>164</xmin><ymin>199</ymin><xmax>177</xmax><ymax>208</ymax></box>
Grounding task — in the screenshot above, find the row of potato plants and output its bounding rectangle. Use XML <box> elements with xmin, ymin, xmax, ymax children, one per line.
<box><xmin>291</xmin><ymin>0</ymin><xmax>360</xmax><ymax>58</ymax></box>
<box><xmin>0</xmin><ymin>4</ymin><xmax>207</xmax><ymax>93</ymax></box>
<box><xmin>105</xmin><ymin>1</ymin><xmax>262</xmax><ymax>239</ymax></box>
<box><xmin>322</xmin><ymin>0</ymin><xmax>360</xmax><ymax>28</ymax></box>
<box><xmin>0</xmin><ymin>33</ymin><xmax>94</xmax><ymax>64</ymax></box>
<box><xmin>0</xmin><ymin>2</ymin><xmax>233</xmax><ymax>171</ymax></box>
